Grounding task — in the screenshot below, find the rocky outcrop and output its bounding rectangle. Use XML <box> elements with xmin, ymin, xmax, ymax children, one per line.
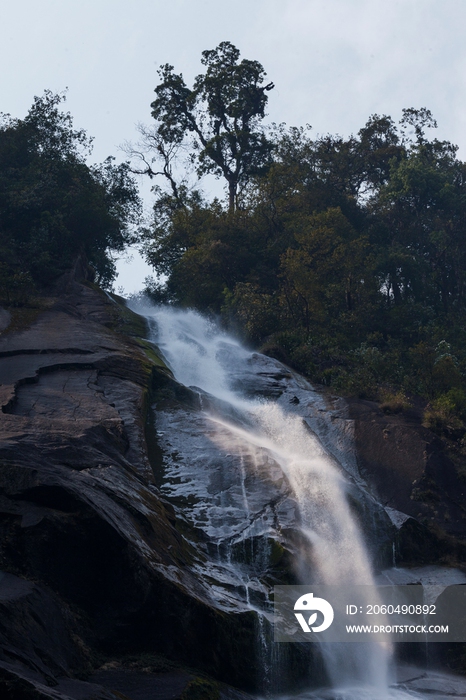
<box><xmin>0</xmin><ymin>279</ymin><xmax>268</xmax><ymax>698</ymax></box>
<box><xmin>348</xmin><ymin>398</ymin><xmax>466</xmax><ymax>564</ymax></box>
<box><xmin>2</xmin><ymin>275</ymin><xmax>465</xmax><ymax>698</ymax></box>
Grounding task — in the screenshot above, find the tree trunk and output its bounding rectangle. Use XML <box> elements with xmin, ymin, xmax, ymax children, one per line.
<box><xmin>228</xmin><ymin>180</ymin><xmax>236</xmax><ymax>212</ymax></box>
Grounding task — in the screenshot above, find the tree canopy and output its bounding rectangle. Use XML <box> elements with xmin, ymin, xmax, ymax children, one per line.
<box><xmin>141</xmin><ymin>89</ymin><xmax>466</xmax><ymax>433</ymax></box>
<box><xmin>147</xmin><ymin>42</ymin><xmax>274</xmax><ymax>211</ymax></box>
<box><xmin>4</xmin><ymin>50</ymin><xmax>466</xmax><ymax>441</ymax></box>
<box><xmin>0</xmin><ymin>91</ymin><xmax>140</xmax><ymax>300</ymax></box>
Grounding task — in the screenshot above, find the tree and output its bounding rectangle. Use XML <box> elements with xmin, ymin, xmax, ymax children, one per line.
<box><xmin>0</xmin><ymin>91</ymin><xmax>141</xmax><ymax>291</ymax></box>
<box><xmin>280</xmin><ymin>207</ymin><xmax>373</xmax><ymax>332</ymax></box>
<box><xmin>150</xmin><ymin>41</ymin><xmax>274</xmax><ymax>211</ymax></box>
<box><xmin>370</xmin><ymin>117</ymin><xmax>466</xmax><ymax>314</ymax></box>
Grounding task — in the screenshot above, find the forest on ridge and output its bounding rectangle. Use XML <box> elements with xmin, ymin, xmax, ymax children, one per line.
<box><xmin>2</xmin><ymin>43</ymin><xmax>466</xmax><ymax>447</ymax></box>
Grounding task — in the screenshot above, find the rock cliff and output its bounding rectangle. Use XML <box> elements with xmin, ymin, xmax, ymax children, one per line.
<box><xmin>1</xmin><ymin>273</ymin><xmax>465</xmax><ymax>699</ymax></box>
<box><xmin>0</xmin><ymin>275</ymin><xmax>264</xmax><ymax>699</ymax></box>
<box><xmin>348</xmin><ymin>398</ymin><xmax>466</xmax><ymax>565</ymax></box>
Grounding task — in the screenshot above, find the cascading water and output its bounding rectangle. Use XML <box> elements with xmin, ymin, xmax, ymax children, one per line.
<box><xmin>141</xmin><ymin>306</ymin><xmax>426</xmax><ymax>699</ymax></box>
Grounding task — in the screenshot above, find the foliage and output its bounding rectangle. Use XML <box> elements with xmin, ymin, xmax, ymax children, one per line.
<box><xmin>280</xmin><ymin>207</ymin><xmax>374</xmax><ymax>332</ymax></box>
<box><xmin>223</xmin><ymin>282</ymin><xmax>280</xmax><ymax>342</ymax></box>
<box><xmin>148</xmin><ymin>42</ymin><xmax>274</xmax><ymax>211</ymax></box>
<box><xmin>136</xmin><ymin>46</ymin><xmax>466</xmax><ymax>425</ymax></box>
<box><xmin>424</xmin><ymin>387</ymin><xmax>466</xmax><ymax>427</ymax></box>
<box><xmin>423</xmin><ymin>389</ymin><xmax>466</xmax><ymax>438</ymax></box>
<box><xmin>180</xmin><ymin>677</ymin><xmax>220</xmax><ymax>700</ymax></box>
<box><xmin>0</xmin><ymin>91</ymin><xmax>140</xmax><ymax>300</ymax></box>
<box><xmin>378</xmin><ymin>389</ymin><xmax>412</xmax><ymax>415</ymax></box>
<box><xmin>0</xmin><ymin>263</ymin><xmax>35</xmax><ymax>307</ymax></box>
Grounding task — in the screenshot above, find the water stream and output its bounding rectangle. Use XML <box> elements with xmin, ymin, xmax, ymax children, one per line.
<box><xmin>139</xmin><ymin>306</ymin><xmax>464</xmax><ymax>700</ymax></box>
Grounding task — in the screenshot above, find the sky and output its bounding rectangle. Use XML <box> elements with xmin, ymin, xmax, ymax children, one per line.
<box><xmin>2</xmin><ymin>0</ymin><xmax>466</xmax><ymax>293</ymax></box>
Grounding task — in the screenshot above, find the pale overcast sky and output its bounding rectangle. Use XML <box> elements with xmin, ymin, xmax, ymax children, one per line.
<box><xmin>2</xmin><ymin>0</ymin><xmax>465</xmax><ymax>292</ymax></box>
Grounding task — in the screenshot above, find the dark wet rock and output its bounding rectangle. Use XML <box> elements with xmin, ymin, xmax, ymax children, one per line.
<box><xmin>0</xmin><ymin>667</ymin><xmax>123</xmax><ymax>700</ymax></box>
<box><xmin>91</xmin><ymin>669</ymin><xmax>193</xmax><ymax>700</ymax></box>
<box><xmin>0</xmin><ymin>282</ymin><xmax>276</xmax><ymax>694</ymax></box>
<box><xmin>88</xmin><ymin>669</ymin><xmax>258</xmax><ymax>700</ymax></box>
<box><xmin>0</xmin><ymin>570</ymin><xmax>121</xmax><ymax>699</ymax></box>
<box><xmin>3</xmin><ymin>276</ymin><xmax>465</xmax><ymax>697</ymax></box>
<box><xmin>348</xmin><ymin>397</ymin><xmax>466</xmax><ymax>563</ymax></box>
<box><xmin>395</xmin><ymin>666</ymin><xmax>466</xmax><ymax>699</ymax></box>
<box><xmin>348</xmin><ymin>398</ymin><xmax>466</xmax><ymax>530</ymax></box>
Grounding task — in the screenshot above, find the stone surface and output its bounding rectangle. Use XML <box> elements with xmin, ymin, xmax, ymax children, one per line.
<box><xmin>348</xmin><ymin>397</ymin><xmax>466</xmax><ymax>563</ymax></box>
<box><xmin>394</xmin><ymin>665</ymin><xmax>466</xmax><ymax>699</ymax></box>
<box><xmin>1</xmin><ymin>275</ymin><xmax>466</xmax><ymax>698</ymax></box>
<box><xmin>0</xmin><ymin>280</ymin><xmax>266</xmax><ymax>695</ymax></box>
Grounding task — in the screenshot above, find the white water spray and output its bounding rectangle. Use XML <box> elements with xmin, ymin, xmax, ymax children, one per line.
<box><xmin>143</xmin><ymin>307</ymin><xmax>420</xmax><ymax>699</ymax></box>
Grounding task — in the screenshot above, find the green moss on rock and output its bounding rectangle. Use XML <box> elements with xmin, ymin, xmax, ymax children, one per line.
<box><xmin>181</xmin><ymin>677</ymin><xmax>220</xmax><ymax>700</ymax></box>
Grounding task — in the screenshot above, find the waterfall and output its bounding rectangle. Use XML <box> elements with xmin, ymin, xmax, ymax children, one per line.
<box><xmin>141</xmin><ymin>306</ymin><xmax>418</xmax><ymax>700</ymax></box>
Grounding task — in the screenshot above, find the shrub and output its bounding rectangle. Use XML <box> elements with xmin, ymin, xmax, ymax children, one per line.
<box><xmin>423</xmin><ymin>390</ymin><xmax>466</xmax><ymax>438</ymax></box>
<box><xmin>379</xmin><ymin>389</ymin><xmax>413</xmax><ymax>414</ymax></box>
<box><xmin>0</xmin><ymin>265</ymin><xmax>36</xmax><ymax>307</ymax></box>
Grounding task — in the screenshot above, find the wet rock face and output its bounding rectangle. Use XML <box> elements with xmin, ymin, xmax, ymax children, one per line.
<box><xmin>0</xmin><ymin>283</ymin><xmax>269</xmax><ymax>695</ymax></box>
<box><xmin>3</xmin><ymin>283</ymin><xmax>464</xmax><ymax>697</ymax></box>
<box><xmin>151</xmin><ymin>354</ymin><xmax>395</xmax><ymax>609</ymax></box>
<box><xmin>348</xmin><ymin>398</ymin><xmax>466</xmax><ymax>563</ymax></box>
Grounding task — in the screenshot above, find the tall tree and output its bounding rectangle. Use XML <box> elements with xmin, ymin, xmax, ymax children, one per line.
<box><xmin>150</xmin><ymin>42</ymin><xmax>274</xmax><ymax>211</ymax></box>
<box><xmin>0</xmin><ymin>91</ymin><xmax>140</xmax><ymax>290</ymax></box>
